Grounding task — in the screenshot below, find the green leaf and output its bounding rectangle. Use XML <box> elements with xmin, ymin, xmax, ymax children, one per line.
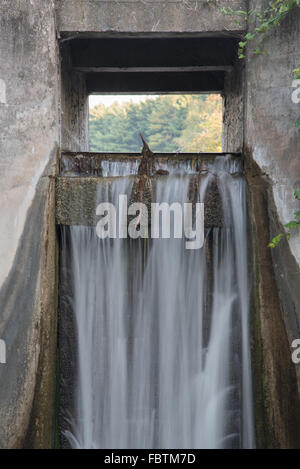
<box><xmin>295</xmin><ymin>211</ymin><xmax>300</xmax><ymax>219</ymax></box>
<box><xmin>295</xmin><ymin>116</ymin><xmax>300</xmax><ymax>132</ymax></box>
<box><xmin>221</xmin><ymin>1</ymin><xmax>300</xmax><ymax>61</ymax></box>
<box><xmin>284</xmin><ymin>221</ymin><xmax>299</xmax><ymax>229</ymax></box>
<box><xmin>295</xmin><ymin>189</ymin><xmax>300</xmax><ymax>200</ymax></box>
<box><xmin>294</xmin><ymin>67</ymin><xmax>300</xmax><ymax>79</ymax></box>
<box><xmin>269</xmin><ymin>233</ymin><xmax>284</xmax><ymax>247</ymax></box>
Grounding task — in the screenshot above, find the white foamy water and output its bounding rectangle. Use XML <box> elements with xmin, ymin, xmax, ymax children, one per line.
<box><xmin>60</xmin><ymin>157</ymin><xmax>254</xmax><ymax>449</ymax></box>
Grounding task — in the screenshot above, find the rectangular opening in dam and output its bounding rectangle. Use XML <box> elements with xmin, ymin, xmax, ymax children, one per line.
<box><xmin>58</xmin><ymin>33</ymin><xmax>252</xmax><ymax>449</ymax></box>
<box><xmin>72</xmin><ymin>36</ymin><xmax>239</xmax><ymax>93</ymax></box>
<box><xmin>62</xmin><ymin>34</ymin><xmax>241</xmax><ymax>153</ymax></box>
<box><xmin>88</xmin><ymin>94</ymin><xmax>223</xmax><ymax>153</ymax></box>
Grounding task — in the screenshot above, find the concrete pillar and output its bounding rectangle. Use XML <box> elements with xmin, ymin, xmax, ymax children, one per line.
<box><xmin>0</xmin><ymin>0</ymin><xmax>59</xmax><ymax>448</ymax></box>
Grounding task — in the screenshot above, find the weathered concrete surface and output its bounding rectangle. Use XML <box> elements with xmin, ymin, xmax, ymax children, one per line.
<box><xmin>0</xmin><ymin>176</ymin><xmax>58</xmax><ymax>448</ymax></box>
<box><xmin>56</xmin><ymin>174</ymin><xmax>223</xmax><ymax>227</ymax></box>
<box><xmin>223</xmin><ymin>60</ymin><xmax>244</xmax><ymax>153</ymax></box>
<box><xmin>57</xmin><ymin>225</ymin><xmax>77</xmax><ymax>449</ymax></box>
<box><xmin>245</xmin><ymin>2</ymin><xmax>300</xmax><ymax>267</ymax></box>
<box><xmin>246</xmin><ymin>158</ymin><xmax>300</xmax><ymax>449</ymax></box>
<box><xmin>0</xmin><ymin>1</ymin><xmax>59</xmax><ymax>286</ymax></box>
<box><xmin>61</xmin><ymin>43</ymin><xmax>89</xmax><ymax>152</ymax></box>
<box><xmin>59</xmin><ymin>151</ymin><xmax>240</xmax><ymax>176</ymax></box>
<box><xmin>0</xmin><ymin>0</ymin><xmax>299</xmax><ymax>451</ymax></box>
<box><xmin>57</xmin><ymin>0</ymin><xmax>247</xmax><ymax>34</ymax></box>
<box><xmin>0</xmin><ymin>0</ymin><xmax>59</xmax><ymax>448</ymax></box>
<box><xmin>245</xmin><ymin>1</ymin><xmax>300</xmax><ymax>448</ymax></box>
<box><xmin>23</xmin><ymin>177</ymin><xmax>58</xmax><ymax>449</ymax></box>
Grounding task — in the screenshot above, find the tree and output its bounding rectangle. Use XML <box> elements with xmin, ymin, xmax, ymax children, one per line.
<box><xmin>175</xmin><ymin>95</ymin><xmax>222</xmax><ymax>153</ymax></box>
<box><xmin>89</xmin><ymin>94</ymin><xmax>222</xmax><ymax>153</ymax></box>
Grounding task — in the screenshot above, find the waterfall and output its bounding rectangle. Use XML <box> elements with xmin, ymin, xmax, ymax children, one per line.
<box><xmin>59</xmin><ymin>156</ymin><xmax>254</xmax><ymax>449</ymax></box>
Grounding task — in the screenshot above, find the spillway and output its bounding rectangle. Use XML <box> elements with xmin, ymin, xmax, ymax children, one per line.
<box><xmin>59</xmin><ymin>156</ymin><xmax>254</xmax><ymax>449</ymax></box>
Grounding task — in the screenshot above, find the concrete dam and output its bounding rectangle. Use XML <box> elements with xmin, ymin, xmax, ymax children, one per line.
<box><xmin>0</xmin><ymin>0</ymin><xmax>299</xmax><ymax>450</ymax></box>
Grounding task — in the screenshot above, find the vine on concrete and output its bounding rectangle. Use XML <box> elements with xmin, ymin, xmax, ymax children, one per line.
<box><xmin>268</xmin><ymin>190</ymin><xmax>300</xmax><ymax>247</ymax></box>
<box><xmin>268</xmin><ymin>64</ymin><xmax>300</xmax><ymax>248</ymax></box>
<box><xmin>218</xmin><ymin>0</ymin><xmax>300</xmax><ymax>58</ymax></box>
<box><xmin>206</xmin><ymin>0</ymin><xmax>300</xmax><ymax>247</ymax></box>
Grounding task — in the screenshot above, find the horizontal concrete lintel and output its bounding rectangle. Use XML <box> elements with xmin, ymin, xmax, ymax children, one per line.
<box><xmin>86</xmin><ymin>71</ymin><xmax>226</xmax><ymax>93</ymax></box>
<box><xmin>57</xmin><ymin>0</ymin><xmax>247</xmax><ymax>34</ymax></box>
<box><xmin>61</xmin><ymin>151</ymin><xmax>241</xmax><ymax>159</ymax></box>
<box><xmin>60</xmin><ymin>152</ymin><xmax>242</xmax><ymax>176</ymax></box>
<box><xmin>75</xmin><ymin>66</ymin><xmax>233</xmax><ymax>73</ymax></box>
<box><xmin>69</xmin><ymin>37</ymin><xmax>239</xmax><ymax>68</ymax></box>
<box><xmin>56</xmin><ymin>176</ymin><xmax>224</xmax><ymax>228</ymax></box>
<box><xmin>61</xmin><ymin>31</ymin><xmax>245</xmax><ymax>40</ymax></box>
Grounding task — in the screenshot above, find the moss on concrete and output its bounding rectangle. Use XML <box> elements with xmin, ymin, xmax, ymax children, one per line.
<box><xmin>56</xmin><ymin>175</ymin><xmax>223</xmax><ymax>228</ymax></box>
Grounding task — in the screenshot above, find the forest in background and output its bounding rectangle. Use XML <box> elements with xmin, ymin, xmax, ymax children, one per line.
<box><xmin>89</xmin><ymin>94</ymin><xmax>223</xmax><ymax>153</ymax></box>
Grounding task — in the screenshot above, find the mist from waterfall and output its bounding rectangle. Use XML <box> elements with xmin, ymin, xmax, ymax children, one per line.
<box><xmin>60</xmin><ymin>157</ymin><xmax>254</xmax><ymax>449</ymax></box>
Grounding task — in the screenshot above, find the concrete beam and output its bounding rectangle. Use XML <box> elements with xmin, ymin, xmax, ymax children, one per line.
<box><xmin>69</xmin><ymin>37</ymin><xmax>239</xmax><ymax>69</ymax></box>
<box><xmin>87</xmin><ymin>70</ymin><xmax>226</xmax><ymax>93</ymax></box>
<box><xmin>56</xmin><ymin>176</ymin><xmax>224</xmax><ymax>228</ymax></box>
<box><xmin>60</xmin><ymin>151</ymin><xmax>242</xmax><ymax>176</ymax></box>
<box><xmin>57</xmin><ymin>0</ymin><xmax>247</xmax><ymax>34</ymax></box>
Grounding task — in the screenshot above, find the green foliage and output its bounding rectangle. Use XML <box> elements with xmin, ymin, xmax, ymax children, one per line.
<box><xmin>89</xmin><ymin>95</ymin><xmax>222</xmax><ymax>153</ymax></box>
<box><xmin>220</xmin><ymin>1</ymin><xmax>300</xmax><ymax>58</ymax></box>
<box><xmin>268</xmin><ymin>190</ymin><xmax>300</xmax><ymax>248</ymax></box>
<box><xmin>175</xmin><ymin>95</ymin><xmax>222</xmax><ymax>152</ymax></box>
<box><xmin>216</xmin><ymin>1</ymin><xmax>300</xmax><ymax>248</ymax></box>
<box><xmin>285</xmin><ymin>220</ymin><xmax>299</xmax><ymax>229</ymax></box>
<box><xmin>294</xmin><ymin>60</ymin><xmax>300</xmax><ymax>79</ymax></box>
<box><xmin>268</xmin><ymin>233</ymin><xmax>284</xmax><ymax>248</ymax></box>
<box><xmin>294</xmin><ymin>189</ymin><xmax>300</xmax><ymax>200</ymax></box>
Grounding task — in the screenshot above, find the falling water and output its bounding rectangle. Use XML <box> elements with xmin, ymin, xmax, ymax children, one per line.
<box><xmin>60</xmin><ymin>156</ymin><xmax>254</xmax><ymax>449</ymax></box>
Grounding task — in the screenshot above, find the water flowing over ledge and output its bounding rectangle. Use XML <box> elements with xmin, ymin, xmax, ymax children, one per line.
<box><xmin>59</xmin><ymin>156</ymin><xmax>254</xmax><ymax>449</ymax></box>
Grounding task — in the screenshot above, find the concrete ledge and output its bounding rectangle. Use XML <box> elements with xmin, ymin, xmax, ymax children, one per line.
<box><xmin>57</xmin><ymin>0</ymin><xmax>247</xmax><ymax>34</ymax></box>
<box><xmin>56</xmin><ymin>175</ymin><xmax>223</xmax><ymax>228</ymax></box>
<box><xmin>60</xmin><ymin>152</ymin><xmax>242</xmax><ymax>176</ymax></box>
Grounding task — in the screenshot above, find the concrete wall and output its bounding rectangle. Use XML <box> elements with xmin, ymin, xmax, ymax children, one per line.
<box><xmin>221</xmin><ymin>1</ymin><xmax>300</xmax><ymax>446</ymax></box>
<box><xmin>0</xmin><ymin>0</ymin><xmax>59</xmax><ymax>448</ymax></box>
<box><xmin>245</xmin><ymin>2</ymin><xmax>300</xmax><ymax>269</ymax></box>
<box><xmin>57</xmin><ymin>0</ymin><xmax>247</xmax><ymax>34</ymax></box>
<box><xmin>223</xmin><ymin>60</ymin><xmax>244</xmax><ymax>153</ymax></box>
<box><xmin>244</xmin><ymin>1</ymin><xmax>300</xmax><ymax>448</ymax></box>
<box><xmin>61</xmin><ymin>43</ymin><xmax>89</xmax><ymax>152</ymax></box>
<box><xmin>0</xmin><ymin>0</ymin><xmax>299</xmax><ymax>449</ymax></box>
<box><xmin>0</xmin><ymin>0</ymin><xmax>247</xmax><ymax>449</ymax></box>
